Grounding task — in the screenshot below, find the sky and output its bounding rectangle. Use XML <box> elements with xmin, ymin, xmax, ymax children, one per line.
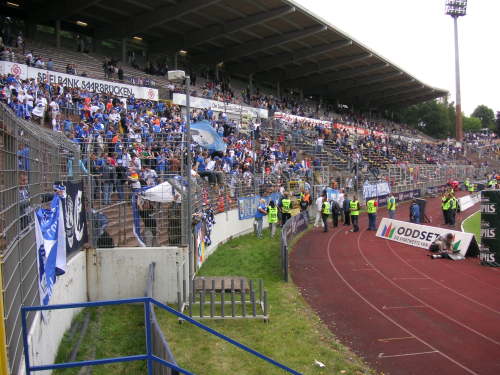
<box><xmin>293</xmin><ymin>0</ymin><xmax>499</xmax><ymax>116</ymax></box>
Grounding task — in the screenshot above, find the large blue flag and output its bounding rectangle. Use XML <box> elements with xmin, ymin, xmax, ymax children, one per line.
<box><xmin>191</xmin><ymin>120</ymin><xmax>227</xmax><ymax>152</ymax></box>
<box><xmin>34</xmin><ymin>195</ymin><xmax>67</xmax><ymax>307</ymax></box>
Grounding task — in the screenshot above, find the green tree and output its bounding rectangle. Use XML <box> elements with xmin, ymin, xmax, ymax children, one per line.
<box><xmin>463</xmin><ymin>116</ymin><xmax>482</xmax><ymax>132</ymax></box>
<box><xmin>394</xmin><ymin>100</ymin><xmax>452</xmax><ymax>139</ymax></box>
<box><xmin>471</xmin><ymin>105</ymin><xmax>495</xmax><ymax>129</ymax></box>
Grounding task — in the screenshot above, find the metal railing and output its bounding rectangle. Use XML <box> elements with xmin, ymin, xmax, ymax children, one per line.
<box><xmin>146</xmin><ymin>262</ymin><xmax>179</xmax><ymax>375</ymax></box>
<box><xmin>21</xmin><ymin>297</ymin><xmax>302</xmax><ymax>375</ymax></box>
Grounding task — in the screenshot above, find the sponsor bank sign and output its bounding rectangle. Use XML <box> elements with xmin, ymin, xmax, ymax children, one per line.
<box><xmin>0</xmin><ymin>61</ymin><xmax>159</xmax><ymax>100</ymax></box>
<box><xmin>376</xmin><ymin>218</ymin><xmax>474</xmax><ymax>256</ymax></box>
<box><xmin>173</xmin><ymin>93</ymin><xmax>268</xmax><ymax>119</ymax></box>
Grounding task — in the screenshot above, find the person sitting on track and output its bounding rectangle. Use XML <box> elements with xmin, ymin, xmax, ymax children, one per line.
<box><xmin>428</xmin><ymin>233</ymin><xmax>460</xmax><ymax>259</ymax></box>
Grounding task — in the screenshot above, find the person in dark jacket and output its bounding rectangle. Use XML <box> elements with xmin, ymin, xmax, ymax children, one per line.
<box><xmin>330</xmin><ymin>199</ymin><xmax>341</xmax><ymax>228</ymax></box>
<box><xmin>343</xmin><ymin>196</ymin><xmax>351</xmax><ymax>226</ymax></box>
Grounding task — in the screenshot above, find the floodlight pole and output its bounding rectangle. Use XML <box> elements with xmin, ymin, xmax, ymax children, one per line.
<box><xmin>446</xmin><ymin>0</ymin><xmax>467</xmax><ymax>142</ymax></box>
<box><xmin>185</xmin><ymin>76</ymin><xmax>193</xmax><ymax>283</ymax></box>
<box><xmin>453</xmin><ymin>16</ymin><xmax>463</xmax><ymax>142</ymax></box>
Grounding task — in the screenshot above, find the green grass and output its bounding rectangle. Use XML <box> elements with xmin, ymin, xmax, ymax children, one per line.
<box><xmin>157</xmin><ymin>228</ymin><xmax>375</xmax><ymax>375</ymax></box>
<box><xmin>462</xmin><ymin>211</ymin><xmax>480</xmax><ymax>241</ymax></box>
<box><xmin>54</xmin><ymin>227</ymin><xmax>375</xmax><ymax>375</ymax></box>
<box><xmin>53</xmin><ymin>305</ymin><xmax>146</xmax><ymax>375</ymax></box>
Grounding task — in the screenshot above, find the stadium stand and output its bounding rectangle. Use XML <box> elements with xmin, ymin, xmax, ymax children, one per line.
<box><xmin>0</xmin><ymin>1</ymin><xmax>497</xmax><ymax>373</ymax></box>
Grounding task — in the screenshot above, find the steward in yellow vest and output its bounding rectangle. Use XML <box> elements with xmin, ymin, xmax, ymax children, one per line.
<box><xmin>366</xmin><ymin>198</ymin><xmax>378</xmax><ymax>231</ymax></box>
<box><xmin>349</xmin><ymin>196</ymin><xmax>360</xmax><ymax>232</ymax></box>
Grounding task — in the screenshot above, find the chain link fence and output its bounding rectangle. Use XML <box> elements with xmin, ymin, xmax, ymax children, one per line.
<box><xmin>0</xmin><ymin>102</ymin><xmax>81</xmax><ymax>375</ymax></box>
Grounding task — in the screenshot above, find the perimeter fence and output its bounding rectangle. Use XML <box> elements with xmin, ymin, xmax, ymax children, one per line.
<box><xmin>0</xmin><ymin>102</ymin><xmax>82</xmax><ymax>375</ymax></box>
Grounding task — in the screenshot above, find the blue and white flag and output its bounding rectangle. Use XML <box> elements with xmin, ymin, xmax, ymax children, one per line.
<box><xmin>131</xmin><ymin>193</ymin><xmax>146</xmax><ymax>247</ymax></box>
<box><xmin>34</xmin><ymin>195</ymin><xmax>67</xmax><ymax>307</ymax></box>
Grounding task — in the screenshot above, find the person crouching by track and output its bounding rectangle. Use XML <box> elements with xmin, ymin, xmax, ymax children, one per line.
<box><xmin>428</xmin><ymin>233</ymin><xmax>462</xmax><ymax>259</ymax></box>
<box><xmin>349</xmin><ymin>195</ymin><xmax>360</xmax><ymax>232</ymax></box>
<box><xmin>366</xmin><ymin>197</ymin><xmax>378</xmax><ymax>231</ymax></box>
<box><xmin>321</xmin><ymin>195</ymin><xmax>331</xmax><ymax>232</ymax></box>
<box><xmin>267</xmin><ymin>200</ymin><xmax>278</xmax><ymax>238</ymax></box>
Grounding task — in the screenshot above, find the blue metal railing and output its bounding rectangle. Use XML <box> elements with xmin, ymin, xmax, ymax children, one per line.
<box><xmin>21</xmin><ymin>297</ymin><xmax>302</xmax><ymax>375</ymax></box>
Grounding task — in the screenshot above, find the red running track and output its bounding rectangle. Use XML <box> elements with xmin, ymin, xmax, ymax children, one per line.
<box><xmin>291</xmin><ymin>194</ymin><xmax>500</xmax><ymax>375</ymax></box>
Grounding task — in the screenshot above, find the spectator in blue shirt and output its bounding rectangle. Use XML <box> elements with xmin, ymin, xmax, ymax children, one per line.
<box><xmin>254</xmin><ymin>198</ymin><xmax>267</xmax><ymax>238</ymax></box>
<box><xmin>410</xmin><ymin>200</ymin><xmax>420</xmax><ymax>224</ymax></box>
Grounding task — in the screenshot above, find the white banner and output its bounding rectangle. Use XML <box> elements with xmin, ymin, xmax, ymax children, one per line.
<box><xmin>0</xmin><ymin>61</ymin><xmax>159</xmax><ymax>100</ymax></box>
<box><xmin>458</xmin><ymin>192</ymin><xmax>480</xmax><ymax>212</ymax></box>
<box><xmin>274</xmin><ymin>112</ymin><xmax>331</xmax><ymax>127</ymax></box>
<box><xmin>363</xmin><ymin>181</ymin><xmax>391</xmax><ymax>199</ymax></box>
<box><xmin>376</xmin><ymin>218</ymin><xmax>474</xmax><ymax>256</ymax></box>
<box><xmin>172</xmin><ymin>93</ymin><xmax>268</xmax><ymax>119</ymax></box>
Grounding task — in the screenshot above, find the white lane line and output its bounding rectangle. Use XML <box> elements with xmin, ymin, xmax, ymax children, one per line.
<box><xmin>378</xmin><ymin>351</ymin><xmax>438</xmax><ymax>359</ymax></box>
<box><xmin>325</xmin><ymin>232</ymin><xmax>478</xmax><ymax>375</ymax></box>
<box><xmin>382</xmin><ymin>305</ymin><xmax>426</xmax><ymax>310</ymax></box>
<box><xmin>359</xmin><ymin>235</ymin><xmax>500</xmax><ymax>345</ymax></box>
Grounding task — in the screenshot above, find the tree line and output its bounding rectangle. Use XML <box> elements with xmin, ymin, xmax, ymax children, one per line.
<box><xmin>391</xmin><ymin>102</ymin><xmax>496</xmax><ymax>139</ymax></box>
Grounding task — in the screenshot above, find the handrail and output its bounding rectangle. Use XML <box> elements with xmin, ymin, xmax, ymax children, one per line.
<box><xmin>21</xmin><ymin>297</ymin><xmax>302</xmax><ymax>375</ymax></box>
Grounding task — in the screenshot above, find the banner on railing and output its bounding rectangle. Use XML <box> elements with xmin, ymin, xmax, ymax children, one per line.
<box><xmin>63</xmin><ymin>181</ymin><xmax>88</xmax><ymax>254</ymax></box>
<box><xmin>0</xmin><ymin>61</ymin><xmax>159</xmax><ymax>100</ymax></box>
<box><xmin>238</xmin><ymin>193</ymin><xmax>282</xmax><ymax>220</ymax></box>
<box><xmin>34</xmin><ymin>194</ymin><xmax>67</xmax><ymax>307</ymax></box>
<box><xmin>195</xmin><ymin>222</ymin><xmax>206</xmax><ymax>270</ymax></box>
<box><xmin>376</xmin><ymin>218</ymin><xmax>474</xmax><ymax>257</ymax></box>
<box><xmin>363</xmin><ymin>181</ymin><xmax>391</xmax><ymax>200</ymax></box>
<box><xmin>281</xmin><ymin>210</ymin><xmax>309</xmax><ymax>247</ymax></box>
<box><xmin>274</xmin><ymin>112</ymin><xmax>331</xmax><ymax>127</ymax></box>
<box><xmin>458</xmin><ymin>193</ymin><xmax>480</xmax><ymax>212</ymax></box>
<box><xmin>173</xmin><ymin>93</ymin><xmax>268</xmax><ymax>119</ymax></box>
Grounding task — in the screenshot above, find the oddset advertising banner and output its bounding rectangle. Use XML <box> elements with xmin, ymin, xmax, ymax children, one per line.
<box><xmin>0</xmin><ymin>61</ymin><xmax>159</xmax><ymax>100</ymax></box>
<box><xmin>376</xmin><ymin>218</ymin><xmax>475</xmax><ymax>257</ymax></box>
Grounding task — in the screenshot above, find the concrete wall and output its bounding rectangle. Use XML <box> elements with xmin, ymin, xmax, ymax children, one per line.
<box><xmin>205</xmin><ymin>208</ymin><xmax>267</xmax><ymax>259</ymax></box>
<box><xmin>17</xmin><ymin>208</ymin><xmax>252</xmax><ymax>374</ymax></box>
<box><xmin>20</xmin><ymin>252</ymin><xmax>87</xmax><ymax>375</ymax></box>
<box><xmin>87</xmin><ymin>247</ymin><xmax>188</xmax><ymax>304</ymax></box>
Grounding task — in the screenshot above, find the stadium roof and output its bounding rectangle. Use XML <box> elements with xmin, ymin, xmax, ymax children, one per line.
<box><xmin>15</xmin><ymin>0</ymin><xmax>448</xmax><ymax>108</ymax></box>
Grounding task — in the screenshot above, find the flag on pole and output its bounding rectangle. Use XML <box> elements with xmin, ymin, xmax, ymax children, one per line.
<box><xmin>34</xmin><ymin>194</ymin><xmax>67</xmax><ymax>307</ymax></box>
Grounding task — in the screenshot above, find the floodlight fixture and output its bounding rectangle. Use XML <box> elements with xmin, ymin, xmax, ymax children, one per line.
<box><xmin>445</xmin><ymin>0</ymin><xmax>467</xmax><ymax>17</ymax></box>
<box><xmin>178</xmin><ymin>49</ymin><xmax>188</xmax><ymax>56</ymax></box>
<box><xmin>76</xmin><ymin>21</ymin><xmax>88</xmax><ymax>27</ymax></box>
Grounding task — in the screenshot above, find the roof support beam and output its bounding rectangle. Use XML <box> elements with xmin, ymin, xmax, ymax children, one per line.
<box><xmin>96</xmin><ymin>0</ymin><xmax>221</xmax><ymax>40</ymax></box>
<box><xmin>187</xmin><ymin>6</ymin><xmax>296</xmax><ymax>47</ymax></box>
<box><xmin>149</xmin><ymin>5</ymin><xmax>296</xmax><ymax>53</ymax></box>
<box><xmin>285</xmin><ymin>53</ymin><xmax>372</xmax><ymax>80</ymax></box>
<box><xmin>382</xmin><ymin>92</ymin><xmax>438</xmax><ymax>107</ymax></box>
<box><xmin>193</xmin><ymin>25</ymin><xmax>327</xmax><ymax>64</ymax></box>
<box><xmin>334</xmin><ymin>71</ymin><xmax>404</xmax><ymax>95</ymax></box>
<box><xmin>369</xmin><ymin>84</ymin><xmax>427</xmax><ymax>102</ymax></box>
<box><xmin>236</xmin><ymin>40</ymin><xmax>352</xmax><ymax>75</ymax></box>
<box><xmin>349</xmin><ymin>79</ymin><xmax>418</xmax><ymax>98</ymax></box>
<box><xmin>28</xmin><ymin>0</ymin><xmax>102</xmax><ymax>22</ymax></box>
<box><xmin>285</xmin><ymin>63</ymin><xmax>388</xmax><ymax>89</ymax></box>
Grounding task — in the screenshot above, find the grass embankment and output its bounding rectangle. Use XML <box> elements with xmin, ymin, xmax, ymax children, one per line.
<box><xmin>462</xmin><ymin>211</ymin><xmax>480</xmax><ymax>241</ymax></box>
<box><xmin>54</xmin><ymin>228</ymin><xmax>374</xmax><ymax>375</ymax></box>
<box><xmin>156</xmin><ymin>228</ymin><xmax>374</xmax><ymax>375</ymax></box>
<box><xmin>54</xmin><ymin>305</ymin><xmax>146</xmax><ymax>375</ymax></box>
